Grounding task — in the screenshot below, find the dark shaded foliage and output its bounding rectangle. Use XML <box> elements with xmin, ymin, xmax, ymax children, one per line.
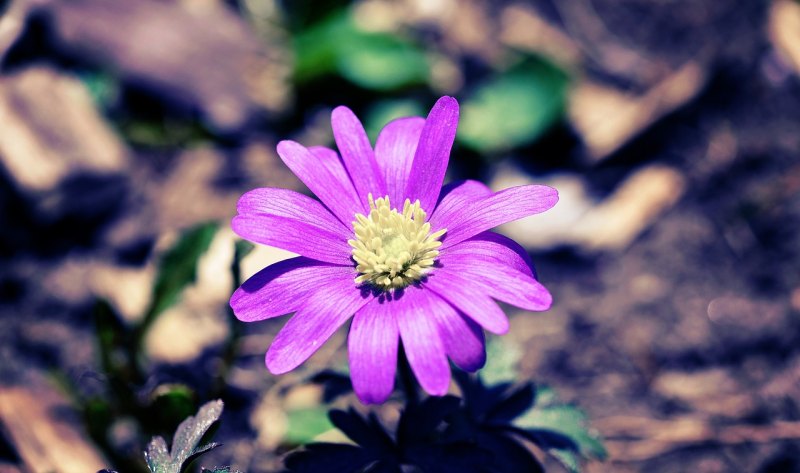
<box><xmin>285</xmin><ymin>372</ymin><xmax>605</xmax><ymax>472</ymax></box>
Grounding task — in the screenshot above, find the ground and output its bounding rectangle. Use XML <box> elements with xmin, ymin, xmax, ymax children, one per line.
<box><xmin>0</xmin><ymin>0</ymin><xmax>799</xmax><ymax>472</ymax></box>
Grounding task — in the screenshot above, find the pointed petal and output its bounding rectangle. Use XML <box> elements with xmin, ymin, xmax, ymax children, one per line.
<box><xmin>394</xmin><ymin>286</ymin><xmax>451</xmax><ymax>396</ymax></box>
<box><xmin>431</xmin><ymin>302</ymin><xmax>486</xmax><ymax>372</ymax></box>
<box><xmin>435</xmin><ymin>185</ymin><xmax>559</xmax><ymax>249</ymax></box>
<box><xmin>308</xmin><ymin>146</ymin><xmax>365</xmax><ymax>218</ymax></box>
<box><xmin>236</xmin><ymin>187</ymin><xmax>350</xmax><ymax>237</ymax></box>
<box><xmin>232</xmin><ymin>214</ymin><xmax>351</xmax><ymax>265</ymax></box>
<box><xmin>276</xmin><ymin>140</ymin><xmax>363</xmax><ymax>225</ymax></box>
<box><xmin>404</xmin><ymin>96</ymin><xmax>459</xmax><ymax>211</ymax></box>
<box><xmin>331</xmin><ymin>106</ymin><xmax>386</xmax><ymax>204</ymax></box>
<box><xmin>423</xmin><ymin>271</ymin><xmax>509</xmax><ymax>334</ymax></box>
<box><xmin>442</xmin><ymin>231</ymin><xmax>535</xmax><ymax>277</ymax></box>
<box><xmin>231</xmin><ymin>257</ymin><xmax>355</xmax><ymax>322</ymax></box>
<box><xmin>348</xmin><ymin>299</ymin><xmax>399</xmax><ymax>404</ymax></box>
<box><xmin>429</xmin><ymin>179</ymin><xmax>492</xmax><ymax>228</ymax></box>
<box><xmin>374</xmin><ymin>116</ymin><xmax>425</xmax><ymax>206</ymax></box>
<box><xmin>266</xmin><ymin>278</ymin><xmax>374</xmax><ymax>374</ymax></box>
<box><xmin>437</xmin><ymin>251</ymin><xmax>552</xmax><ymax>311</ymax></box>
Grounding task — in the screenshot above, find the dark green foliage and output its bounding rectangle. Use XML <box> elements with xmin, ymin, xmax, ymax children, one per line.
<box><xmin>78</xmin><ymin>224</ymin><xmax>229</xmax><ymax>471</ymax></box>
<box><xmin>310</xmin><ymin>370</ymin><xmax>354</xmax><ymax>403</ymax></box>
<box><xmin>285</xmin><ymin>401</ymin><xmax>493</xmax><ymax>473</ymax></box>
<box><xmin>142</xmin><ymin>222</ymin><xmax>218</xmax><ymax>333</ymax></box>
<box><xmin>287</xmin><ymin>370</ymin><xmax>605</xmax><ymax>473</ymax></box>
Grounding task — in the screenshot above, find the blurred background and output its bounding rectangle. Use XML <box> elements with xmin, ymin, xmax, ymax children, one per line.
<box><xmin>0</xmin><ymin>0</ymin><xmax>799</xmax><ymax>471</ymax></box>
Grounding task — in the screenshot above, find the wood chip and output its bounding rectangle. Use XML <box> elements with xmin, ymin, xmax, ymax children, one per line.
<box><xmin>0</xmin><ymin>379</ymin><xmax>108</xmax><ymax>473</ymax></box>
<box><xmin>770</xmin><ymin>0</ymin><xmax>800</xmax><ymax>74</ymax></box>
<box><xmin>570</xmin><ymin>62</ymin><xmax>707</xmax><ymax>161</ymax></box>
<box><xmin>652</xmin><ymin>369</ymin><xmax>755</xmax><ymax>416</ymax></box>
<box><xmin>596</xmin><ymin>415</ymin><xmax>800</xmax><ymax>462</ymax></box>
<box><xmin>496</xmin><ymin>165</ymin><xmax>685</xmax><ymax>252</ymax></box>
<box><xmin>571</xmin><ymin>165</ymin><xmax>686</xmax><ymax>251</ymax></box>
<box><xmin>499</xmin><ymin>4</ymin><xmax>582</xmax><ymax>67</ymax></box>
<box><xmin>0</xmin><ymin>66</ymin><xmax>127</xmax><ymax>192</ymax></box>
<box><xmin>43</xmin><ymin>0</ymin><xmax>282</xmax><ymax>131</ymax></box>
<box><xmin>0</xmin><ymin>462</ymin><xmax>23</xmax><ymax>473</ymax></box>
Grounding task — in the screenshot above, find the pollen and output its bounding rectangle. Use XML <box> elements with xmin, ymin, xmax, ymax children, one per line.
<box><xmin>348</xmin><ymin>194</ymin><xmax>446</xmax><ymax>290</ymax></box>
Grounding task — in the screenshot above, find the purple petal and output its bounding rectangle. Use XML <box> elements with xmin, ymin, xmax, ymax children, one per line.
<box><xmin>431</xmin><ymin>303</ymin><xmax>486</xmax><ymax>372</ymax></box>
<box><xmin>442</xmin><ymin>231</ymin><xmax>535</xmax><ymax>277</ymax></box>
<box><xmin>331</xmin><ymin>106</ymin><xmax>386</xmax><ymax>204</ymax></box>
<box><xmin>266</xmin><ymin>277</ymin><xmax>373</xmax><ymax>374</ymax></box>
<box><xmin>404</xmin><ymin>96</ymin><xmax>459</xmax><ymax>212</ymax></box>
<box><xmin>429</xmin><ymin>179</ymin><xmax>492</xmax><ymax>228</ymax></box>
<box><xmin>236</xmin><ymin>187</ymin><xmax>350</xmax><ymax>238</ymax></box>
<box><xmin>436</xmin><ymin>253</ymin><xmax>552</xmax><ymax>311</ymax></box>
<box><xmin>308</xmin><ymin>146</ymin><xmax>364</xmax><ymax>215</ymax></box>
<box><xmin>374</xmin><ymin>117</ymin><xmax>425</xmax><ymax>206</ymax></box>
<box><xmin>423</xmin><ymin>271</ymin><xmax>509</xmax><ymax>334</ymax></box>
<box><xmin>276</xmin><ymin>140</ymin><xmax>363</xmax><ymax>225</ymax></box>
<box><xmin>394</xmin><ymin>286</ymin><xmax>451</xmax><ymax>396</ymax></box>
<box><xmin>231</xmin><ymin>257</ymin><xmax>355</xmax><ymax>322</ymax></box>
<box><xmin>348</xmin><ymin>299</ymin><xmax>399</xmax><ymax>404</ymax></box>
<box><xmin>232</xmin><ymin>214</ymin><xmax>351</xmax><ymax>265</ymax></box>
<box><xmin>434</xmin><ymin>185</ymin><xmax>559</xmax><ymax>249</ymax></box>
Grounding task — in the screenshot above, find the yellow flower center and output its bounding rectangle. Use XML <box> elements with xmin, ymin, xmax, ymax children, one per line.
<box><xmin>348</xmin><ymin>194</ymin><xmax>446</xmax><ymax>290</ymax></box>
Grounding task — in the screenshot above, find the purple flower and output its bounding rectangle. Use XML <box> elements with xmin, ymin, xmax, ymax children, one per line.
<box><xmin>231</xmin><ymin>96</ymin><xmax>558</xmax><ymax>404</ymax></box>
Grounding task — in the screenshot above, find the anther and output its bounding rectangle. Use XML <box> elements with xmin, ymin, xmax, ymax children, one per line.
<box><xmin>349</xmin><ymin>194</ymin><xmax>445</xmax><ymax>290</ymax></box>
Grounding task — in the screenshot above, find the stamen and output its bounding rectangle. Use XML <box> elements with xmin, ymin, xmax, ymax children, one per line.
<box><xmin>348</xmin><ymin>194</ymin><xmax>445</xmax><ymax>290</ymax></box>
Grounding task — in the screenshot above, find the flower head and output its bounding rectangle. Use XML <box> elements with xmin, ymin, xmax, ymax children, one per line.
<box><xmin>231</xmin><ymin>96</ymin><xmax>558</xmax><ymax>404</ymax></box>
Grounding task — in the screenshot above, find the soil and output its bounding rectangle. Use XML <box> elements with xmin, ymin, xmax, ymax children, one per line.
<box><xmin>1</xmin><ymin>0</ymin><xmax>799</xmax><ymax>472</ymax></box>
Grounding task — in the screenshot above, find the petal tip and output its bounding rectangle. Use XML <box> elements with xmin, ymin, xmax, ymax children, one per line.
<box><xmin>426</xmin><ymin>384</ymin><xmax>451</xmax><ymax>397</ymax></box>
<box><xmin>331</xmin><ymin>105</ymin><xmax>357</xmax><ymax>122</ymax></box>
<box><xmin>275</xmin><ymin>140</ymin><xmax>308</xmax><ymax>162</ymax></box>
<box><xmin>265</xmin><ymin>351</ymin><xmax>294</xmax><ymax>375</ymax></box>
<box><xmin>355</xmin><ymin>390</ymin><xmax>391</xmax><ymax>405</ymax></box>
<box><xmin>457</xmin><ymin>352</ymin><xmax>487</xmax><ymax>373</ymax></box>
<box><xmin>229</xmin><ymin>291</ymin><xmax>244</xmax><ymax>316</ymax></box>
<box><xmin>487</xmin><ymin>319</ymin><xmax>510</xmax><ymax>335</ymax></box>
<box><xmin>530</xmin><ymin>284</ymin><xmax>554</xmax><ymax>311</ymax></box>
<box><xmin>546</xmin><ymin>186</ymin><xmax>560</xmax><ymax>206</ymax></box>
<box><xmin>230</xmin><ymin>215</ymin><xmax>247</xmax><ymax>239</ymax></box>
<box><xmin>430</xmin><ymin>96</ymin><xmax>460</xmax><ymax>120</ymax></box>
<box><xmin>434</xmin><ymin>95</ymin><xmax>459</xmax><ymax>109</ymax></box>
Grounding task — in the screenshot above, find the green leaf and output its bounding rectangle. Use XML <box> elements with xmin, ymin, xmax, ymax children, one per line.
<box><xmin>458</xmin><ymin>57</ymin><xmax>569</xmax><ymax>154</ymax></box>
<box><xmin>141</xmin><ymin>223</ymin><xmax>218</xmax><ymax>332</ymax></box>
<box><xmin>514</xmin><ymin>399</ymin><xmax>607</xmax><ymax>472</ymax></box>
<box><xmin>479</xmin><ymin>336</ymin><xmax>523</xmax><ymax>385</ymax></box>
<box><xmin>292</xmin><ymin>11</ymin><xmax>346</xmax><ymax>81</ymax></box>
<box><xmin>337</xmin><ymin>34</ymin><xmax>429</xmax><ymax>90</ymax></box>
<box><xmin>144</xmin><ymin>399</ymin><xmax>225</xmax><ymax>473</ymax></box>
<box><xmin>285</xmin><ymin>407</ymin><xmax>335</xmax><ymax>445</ymax></box>
<box><xmin>294</xmin><ymin>11</ymin><xmax>429</xmax><ymax>90</ymax></box>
